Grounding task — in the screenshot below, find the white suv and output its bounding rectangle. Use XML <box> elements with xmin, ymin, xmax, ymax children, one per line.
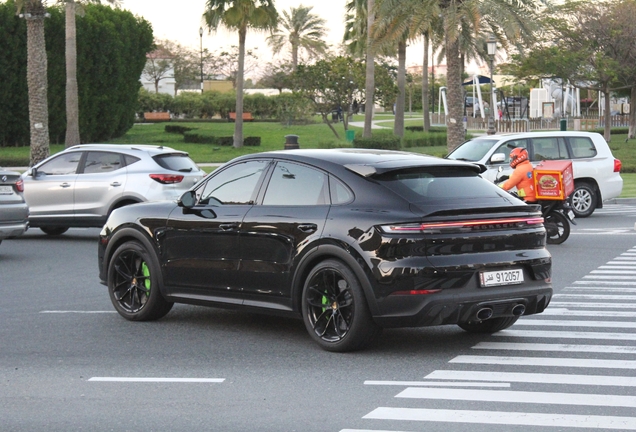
<box><xmin>21</xmin><ymin>144</ymin><xmax>205</xmax><ymax>234</ymax></box>
<box><xmin>446</xmin><ymin>131</ymin><xmax>623</xmax><ymax>217</ymax></box>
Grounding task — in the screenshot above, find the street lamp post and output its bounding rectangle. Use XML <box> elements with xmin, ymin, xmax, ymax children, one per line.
<box><xmin>487</xmin><ymin>35</ymin><xmax>497</xmax><ymax>135</ymax></box>
<box><xmin>199</xmin><ymin>27</ymin><xmax>204</xmax><ymax>94</ymax></box>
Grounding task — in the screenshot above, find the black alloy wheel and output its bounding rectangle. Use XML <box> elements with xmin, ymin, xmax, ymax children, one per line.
<box><xmin>544</xmin><ymin>211</ymin><xmax>570</xmax><ymax>245</ymax></box>
<box><xmin>458</xmin><ymin>316</ymin><xmax>519</xmax><ymax>333</ymax></box>
<box><xmin>107</xmin><ymin>241</ymin><xmax>173</xmax><ymax>321</ymax></box>
<box><xmin>40</xmin><ymin>227</ymin><xmax>69</xmax><ymax>236</ymax></box>
<box><xmin>302</xmin><ymin>259</ymin><xmax>381</xmax><ymax>352</ymax></box>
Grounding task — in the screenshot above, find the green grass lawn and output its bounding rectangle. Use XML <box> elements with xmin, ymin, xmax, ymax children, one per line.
<box><xmin>2</xmin><ymin>120</ymin><xmax>635</xmax><ymax>196</ymax></box>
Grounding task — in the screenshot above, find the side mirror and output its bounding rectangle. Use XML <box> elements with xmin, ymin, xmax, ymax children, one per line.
<box><xmin>30</xmin><ymin>167</ymin><xmax>38</xmax><ymax>178</ymax></box>
<box><xmin>178</xmin><ymin>190</ymin><xmax>196</xmax><ymax>208</ymax></box>
<box><xmin>497</xmin><ymin>166</ymin><xmax>504</xmax><ymax>173</ymax></box>
<box><xmin>490</xmin><ymin>153</ymin><xmax>506</xmax><ymax>164</ymax></box>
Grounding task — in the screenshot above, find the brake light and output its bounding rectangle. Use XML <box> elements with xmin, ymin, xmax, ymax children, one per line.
<box><xmin>149</xmin><ymin>174</ymin><xmax>184</xmax><ymax>184</ymax></box>
<box><xmin>614</xmin><ymin>158</ymin><xmax>622</xmax><ymax>173</ymax></box>
<box><xmin>381</xmin><ymin>217</ymin><xmax>544</xmax><ymax>233</ymax></box>
<box><xmin>15</xmin><ymin>179</ymin><xmax>24</xmax><ymax>193</ymax></box>
<box><xmin>390</xmin><ymin>289</ymin><xmax>442</xmax><ymax>296</ymax></box>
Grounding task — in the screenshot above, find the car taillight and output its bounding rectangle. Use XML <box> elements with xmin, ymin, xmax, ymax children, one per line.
<box><xmin>15</xmin><ymin>179</ymin><xmax>24</xmax><ymax>193</ymax></box>
<box><xmin>390</xmin><ymin>289</ymin><xmax>442</xmax><ymax>296</ymax></box>
<box><xmin>149</xmin><ymin>174</ymin><xmax>184</xmax><ymax>184</ymax></box>
<box><xmin>381</xmin><ymin>217</ymin><xmax>544</xmax><ymax>233</ymax></box>
<box><xmin>614</xmin><ymin>158</ymin><xmax>622</xmax><ymax>173</ymax></box>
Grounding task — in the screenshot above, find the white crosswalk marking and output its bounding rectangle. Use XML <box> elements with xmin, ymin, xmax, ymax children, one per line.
<box><xmin>350</xmin><ymin>244</ymin><xmax>636</xmax><ymax>431</ymax></box>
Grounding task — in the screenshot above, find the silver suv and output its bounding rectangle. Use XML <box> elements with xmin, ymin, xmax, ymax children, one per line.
<box><xmin>22</xmin><ymin>144</ymin><xmax>204</xmax><ymax>235</ymax></box>
<box><xmin>0</xmin><ymin>168</ymin><xmax>29</xmax><ymax>246</ymax></box>
<box><xmin>447</xmin><ymin>131</ymin><xmax>623</xmax><ymax>217</ymax></box>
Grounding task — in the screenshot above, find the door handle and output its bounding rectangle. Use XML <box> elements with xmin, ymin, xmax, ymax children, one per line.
<box><xmin>60</xmin><ymin>182</ymin><xmax>71</xmax><ymax>188</ymax></box>
<box><xmin>110</xmin><ymin>182</ymin><xmax>121</xmax><ymax>187</ymax></box>
<box><xmin>219</xmin><ymin>223</ymin><xmax>239</xmax><ymax>231</ymax></box>
<box><xmin>298</xmin><ymin>224</ymin><xmax>317</xmax><ymax>233</ymax></box>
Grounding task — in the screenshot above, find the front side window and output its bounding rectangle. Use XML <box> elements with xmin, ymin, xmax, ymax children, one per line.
<box><xmin>82</xmin><ymin>152</ymin><xmax>123</xmax><ymax>174</ymax></box>
<box><xmin>446</xmin><ymin>138</ymin><xmax>499</xmax><ymax>162</ymax></box>
<box><xmin>37</xmin><ymin>152</ymin><xmax>81</xmax><ymax>175</ymax></box>
<box><xmin>568</xmin><ymin>137</ymin><xmax>597</xmax><ymax>158</ymax></box>
<box><xmin>493</xmin><ymin>139</ymin><xmax>527</xmax><ymax>164</ymax></box>
<box><xmin>199</xmin><ymin>160</ymin><xmax>269</xmax><ymax>205</ymax></box>
<box><xmin>262</xmin><ymin>162</ymin><xmax>328</xmax><ymax>206</ymax></box>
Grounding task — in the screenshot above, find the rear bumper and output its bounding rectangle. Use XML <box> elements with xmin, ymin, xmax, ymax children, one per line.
<box><xmin>372</xmin><ymin>280</ymin><xmax>552</xmax><ymax>328</ymax></box>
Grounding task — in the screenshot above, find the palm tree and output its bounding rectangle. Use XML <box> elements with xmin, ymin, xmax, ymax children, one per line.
<box><xmin>266</xmin><ymin>5</ymin><xmax>327</xmax><ymax>71</ymax></box>
<box><xmin>203</xmin><ymin>0</ymin><xmax>278</xmax><ymax>148</ymax></box>
<box><xmin>61</xmin><ymin>1</ymin><xmax>120</xmax><ymax>147</ymax></box>
<box><xmin>15</xmin><ymin>0</ymin><xmax>50</xmax><ymax>165</ymax></box>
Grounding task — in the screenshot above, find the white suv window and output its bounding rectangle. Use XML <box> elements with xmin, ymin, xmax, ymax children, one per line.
<box><xmin>531</xmin><ymin>137</ymin><xmax>568</xmax><ymax>161</ymax></box>
<box><xmin>568</xmin><ymin>137</ymin><xmax>597</xmax><ymax>158</ymax></box>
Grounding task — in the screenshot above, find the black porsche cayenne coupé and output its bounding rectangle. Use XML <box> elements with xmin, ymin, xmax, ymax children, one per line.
<box><xmin>98</xmin><ymin>149</ymin><xmax>552</xmax><ymax>352</ymax></box>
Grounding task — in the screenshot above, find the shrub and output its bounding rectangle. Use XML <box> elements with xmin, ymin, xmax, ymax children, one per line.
<box><xmin>164</xmin><ymin>125</ymin><xmax>194</xmax><ymax>134</ymax></box>
<box><xmin>353</xmin><ymin>134</ymin><xmax>401</xmax><ymax>150</ymax></box>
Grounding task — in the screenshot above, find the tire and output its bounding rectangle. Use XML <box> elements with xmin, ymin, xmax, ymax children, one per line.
<box><xmin>458</xmin><ymin>316</ymin><xmax>519</xmax><ymax>333</ymax></box>
<box><xmin>107</xmin><ymin>241</ymin><xmax>173</xmax><ymax>321</ymax></box>
<box><xmin>570</xmin><ymin>183</ymin><xmax>596</xmax><ymax>218</ymax></box>
<box><xmin>40</xmin><ymin>227</ymin><xmax>69</xmax><ymax>236</ymax></box>
<box><xmin>301</xmin><ymin>259</ymin><xmax>381</xmax><ymax>352</ymax></box>
<box><xmin>544</xmin><ymin>210</ymin><xmax>570</xmax><ymax>245</ymax></box>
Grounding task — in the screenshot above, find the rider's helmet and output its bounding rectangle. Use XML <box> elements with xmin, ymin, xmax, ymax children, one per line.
<box><xmin>509</xmin><ymin>147</ymin><xmax>529</xmax><ymax>168</ymax></box>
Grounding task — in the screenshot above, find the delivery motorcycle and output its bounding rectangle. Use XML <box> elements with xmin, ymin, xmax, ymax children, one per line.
<box><xmin>496</xmin><ymin>167</ymin><xmax>576</xmax><ymax>244</ymax></box>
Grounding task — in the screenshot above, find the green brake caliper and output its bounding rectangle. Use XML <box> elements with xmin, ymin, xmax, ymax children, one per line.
<box><xmin>141</xmin><ymin>262</ymin><xmax>151</xmax><ymax>293</ymax></box>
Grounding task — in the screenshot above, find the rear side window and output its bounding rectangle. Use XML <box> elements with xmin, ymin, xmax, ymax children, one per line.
<box><xmin>568</xmin><ymin>137</ymin><xmax>597</xmax><ymax>158</ymax></box>
<box><xmin>531</xmin><ymin>137</ymin><xmax>568</xmax><ymax>161</ymax></box>
<box><xmin>154</xmin><ymin>154</ymin><xmax>199</xmax><ymax>172</ymax></box>
<box><xmin>262</xmin><ymin>162</ymin><xmax>328</xmax><ymax>206</ymax></box>
<box><xmin>376</xmin><ymin>168</ymin><xmax>505</xmax><ymax>203</ymax></box>
<box><xmin>82</xmin><ymin>151</ymin><xmax>123</xmax><ymax>174</ymax></box>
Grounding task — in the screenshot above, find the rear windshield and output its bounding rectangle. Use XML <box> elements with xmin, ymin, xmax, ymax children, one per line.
<box><xmin>153</xmin><ymin>154</ymin><xmax>199</xmax><ymax>172</ymax></box>
<box><xmin>446</xmin><ymin>138</ymin><xmax>499</xmax><ymax>161</ymax></box>
<box><xmin>375</xmin><ymin>168</ymin><xmax>507</xmax><ymax>204</ymax></box>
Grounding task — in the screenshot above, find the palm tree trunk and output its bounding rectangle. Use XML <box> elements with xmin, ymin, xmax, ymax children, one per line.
<box><xmin>25</xmin><ymin>3</ymin><xmax>50</xmax><ymax>166</ymax></box>
<box><xmin>445</xmin><ymin>32</ymin><xmax>464</xmax><ymax>153</ymax></box>
<box><xmin>363</xmin><ymin>0</ymin><xmax>375</xmax><ymax>138</ymax></box>
<box><xmin>393</xmin><ymin>39</ymin><xmax>406</xmax><ymax>137</ymax></box>
<box><xmin>233</xmin><ymin>26</ymin><xmax>246</xmax><ymax>148</ymax></box>
<box><xmin>65</xmin><ymin>0</ymin><xmax>80</xmax><ymax>147</ymax></box>
<box><xmin>630</xmin><ymin>86</ymin><xmax>636</xmax><ymax>139</ymax></box>
<box><xmin>422</xmin><ymin>32</ymin><xmax>430</xmax><ymax>131</ymax></box>
<box><xmin>603</xmin><ymin>88</ymin><xmax>611</xmax><ymax>142</ymax></box>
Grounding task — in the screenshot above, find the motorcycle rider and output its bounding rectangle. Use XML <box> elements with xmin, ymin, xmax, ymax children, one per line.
<box><xmin>500</xmin><ymin>147</ymin><xmax>536</xmax><ymax>202</ymax></box>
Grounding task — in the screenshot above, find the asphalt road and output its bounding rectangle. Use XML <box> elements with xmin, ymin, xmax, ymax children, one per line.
<box><xmin>1</xmin><ymin>204</ymin><xmax>636</xmax><ymax>432</ymax></box>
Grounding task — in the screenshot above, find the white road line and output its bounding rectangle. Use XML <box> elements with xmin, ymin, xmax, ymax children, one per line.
<box><xmin>591</xmin><ymin>270</ymin><xmax>636</xmax><ymax>274</ymax></box>
<box><xmin>495</xmin><ymin>329</ymin><xmax>636</xmax><ymax>340</ymax></box>
<box><xmin>40</xmin><ymin>310</ymin><xmax>117</xmax><ymax>314</ymax></box>
<box><xmin>424</xmin><ymin>370</ymin><xmax>636</xmax><ymax>387</ymax></box>
<box><xmin>554</xmin><ymin>294</ymin><xmax>636</xmax><ymax>299</ymax></box>
<box><xmin>341</xmin><ymin>430</ymin><xmax>413</xmax><ymax>432</ymax></box>
<box><xmin>563</xmin><ymin>287</ymin><xmax>636</xmax><ymax>292</ymax></box>
<box><xmin>515</xmin><ymin>319</ymin><xmax>636</xmax><ymax>328</ymax></box>
<box><xmin>549</xmin><ymin>301</ymin><xmax>636</xmax><ymax>308</ymax></box>
<box><xmin>611</xmin><ymin>258</ymin><xmax>636</xmax><ymax>261</ymax></box>
<box><xmin>600</xmin><ymin>265</ymin><xmax>636</xmax><ymax>268</ymax></box>
<box><xmin>473</xmin><ymin>341</ymin><xmax>636</xmax><ymax>354</ymax></box>
<box><xmin>449</xmin><ymin>355</ymin><xmax>636</xmax><ymax>369</ymax></box>
<box><xmin>532</xmin><ymin>308</ymin><xmax>636</xmax><ymax>317</ymax></box>
<box><xmin>364</xmin><ymin>381</ymin><xmax>510</xmax><ymax>387</ymax></box>
<box><xmin>583</xmin><ymin>275</ymin><xmax>636</xmax><ymax>280</ymax></box>
<box><xmin>573</xmin><ymin>281</ymin><xmax>636</xmax><ymax>285</ymax></box>
<box><xmin>397</xmin><ymin>387</ymin><xmax>636</xmax><ymax>408</ymax></box>
<box><xmin>88</xmin><ymin>377</ymin><xmax>225</xmax><ymax>383</ymax></box>
<box><xmin>363</xmin><ymin>407</ymin><xmax>636</xmax><ymax>429</ymax></box>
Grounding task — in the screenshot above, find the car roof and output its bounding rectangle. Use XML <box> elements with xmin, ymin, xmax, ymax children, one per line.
<box><xmin>237</xmin><ymin>148</ymin><xmax>483</xmax><ymax>175</ymax></box>
<box><xmin>64</xmin><ymin>144</ymin><xmax>184</xmax><ymax>155</ymax></box>
<box><xmin>471</xmin><ymin>131</ymin><xmax>603</xmax><ymax>141</ymax></box>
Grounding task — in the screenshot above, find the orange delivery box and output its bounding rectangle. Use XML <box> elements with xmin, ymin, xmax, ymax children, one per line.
<box><xmin>533</xmin><ymin>160</ymin><xmax>574</xmax><ymax>200</ymax></box>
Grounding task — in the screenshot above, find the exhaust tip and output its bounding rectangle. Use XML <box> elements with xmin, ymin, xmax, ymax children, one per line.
<box><xmin>476</xmin><ymin>307</ymin><xmax>493</xmax><ymax>321</ymax></box>
<box><xmin>512</xmin><ymin>304</ymin><xmax>526</xmax><ymax>316</ymax></box>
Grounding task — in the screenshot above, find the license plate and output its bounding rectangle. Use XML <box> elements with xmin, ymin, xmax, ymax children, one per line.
<box><xmin>0</xmin><ymin>185</ymin><xmax>13</xmax><ymax>195</ymax></box>
<box><xmin>567</xmin><ymin>210</ymin><xmax>575</xmax><ymax>220</ymax></box>
<box><xmin>480</xmin><ymin>269</ymin><xmax>524</xmax><ymax>287</ymax></box>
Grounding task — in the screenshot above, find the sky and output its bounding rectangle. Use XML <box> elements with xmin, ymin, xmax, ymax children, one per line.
<box><xmin>120</xmin><ymin>0</ymin><xmax>439</xmax><ymax>75</ymax></box>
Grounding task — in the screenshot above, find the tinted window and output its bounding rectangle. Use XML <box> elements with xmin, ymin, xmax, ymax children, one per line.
<box><xmin>531</xmin><ymin>137</ymin><xmax>568</xmax><ymax>161</ymax></box>
<box><xmin>154</xmin><ymin>154</ymin><xmax>199</xmax><ymax>172</ymax></box>
<box><xmin>199</xmin><ymin>160</ymin><xmax>268</xmax><ymax>205</ymax></box>
<box><xmin>447</xmin><ymin>138</ymin><xmax>499</xmax><ymax>161</ymax></box>
<box><xmin>124</xmin><ymin>155</ymin><xmax>140</xmax><ymax>166</ymax></box>
<box><xmin>82</xmin><ymin>152</ymin><xmax>123</xmax><ymax>174</ymax></box>
<box><xmin>377</xmin><ymin>168</ymin><xmax>505</xmax><ymax>203</ymax></box>
<box><xmin>37</xmin><ymin>152</ymin><xmax>81</xmax><ymax>175</ymax></box>
<box><xmin>262</xmin><ymin>162</ymin><xmax>328</xmax><ymax>206</ymax></box>
<box><xmin>330</xmin><ymin>176</ymin><xmax>354</xmax><ymax>205</ymax></box>
<box><xmin>568</xmin><ymin>137</ymin><xmax>597</xmax><ymax>158</ymax></box>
